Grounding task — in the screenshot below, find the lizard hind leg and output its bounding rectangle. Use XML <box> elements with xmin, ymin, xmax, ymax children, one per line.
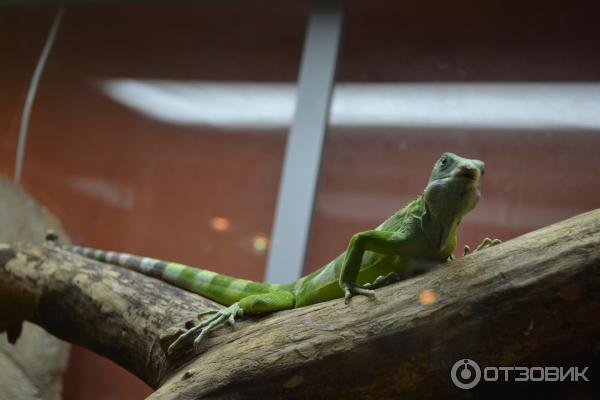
<box><xmin>168</xmin><ymin>303</ymin><xmax>242</xmax><ymax>355</ymax></box>
<box><xmin>168</xmin><ymin>291</ymin><xmax>296</xmax><ymax>355</ymax></box>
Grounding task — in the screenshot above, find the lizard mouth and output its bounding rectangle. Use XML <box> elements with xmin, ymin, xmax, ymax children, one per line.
<box><xmin>455</xmin><ymin>167</ymin><xmax>479</xmax><ymax>180</ymax></box>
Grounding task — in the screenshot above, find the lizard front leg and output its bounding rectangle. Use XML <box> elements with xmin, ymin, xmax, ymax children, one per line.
<box><xmin>339</xmin><ymin>230</ymin><xmax>409</xmax><ymax>303</ymax></box>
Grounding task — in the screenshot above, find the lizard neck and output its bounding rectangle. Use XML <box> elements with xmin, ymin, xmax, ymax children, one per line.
<box><xmin>421</xmin><ymin>200</ymin><xmax>461</xmax><ymax>254</ymax></box>
<box><xmin>421</xmin><ymin>173</ymin><xmax>480</xmax><ymax>253</ymax></box>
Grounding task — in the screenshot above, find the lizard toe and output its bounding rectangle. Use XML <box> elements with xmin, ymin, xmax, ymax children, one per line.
<box><xmin>343</xmin><ymin>283</ymin><xmax>375</xmax><ymax>304</ymax></box>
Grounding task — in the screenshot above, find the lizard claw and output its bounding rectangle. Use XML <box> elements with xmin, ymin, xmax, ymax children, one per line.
<box><xmin>476</xmin><ymin>237</ymin><xmax>501</xmax><ymax>251</ymax></box>
<box><xmin>464</xmin><ymin>238</ymin><xmax>502</xmax><ymax>256</ymax></box>
<box><xmin>193</xmin><ymin>330</ymin><xmax>209</xmax><ymax>353</ymax></box>
<box><xmin>342</xmin><ymin>283</ymin><xmax>375</xmax><ymax>304</ymax></box>
<box><xmin>463</xmin><ymin>244</ymin><xmax>471</xmax><ymax>256</ymax></box>
<box><xmin>226</xmin><ymin>312</ymin><xmax>236</xmax><ymax>327</ymax></box>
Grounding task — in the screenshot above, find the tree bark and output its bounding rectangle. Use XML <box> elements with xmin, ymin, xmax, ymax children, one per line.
<box><xmin>1</xmin><ymin>209</ymin><xmax>599</xmax><ymax>398</ymax></box>
<box><xmin>0</xmin><ymin>241</ymin><xmax>222</xmax><ymax>388</ymax></box>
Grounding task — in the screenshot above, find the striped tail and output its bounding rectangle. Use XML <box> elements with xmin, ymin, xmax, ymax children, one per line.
<box><xmin>63</xmin><ymin>245</ymin><xmax>285</xmax><ymax>306</ymax></box>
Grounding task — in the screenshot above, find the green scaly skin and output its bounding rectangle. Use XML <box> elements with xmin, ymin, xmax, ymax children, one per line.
<box><xmin>64</xmin><ymin>152</ymin><xmax>500</xmax><ymax>354</ymax></box>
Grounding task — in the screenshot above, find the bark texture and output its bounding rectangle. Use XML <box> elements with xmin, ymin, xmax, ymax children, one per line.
<box><xmin>0</xmin><ymin>241</ymin><xmax>222</xmax><ymax>388</ymax></box>
<box><xmin>1</xmin><ymin>209</ymin><xmax>599</xmax><ymax>399</ymax></box>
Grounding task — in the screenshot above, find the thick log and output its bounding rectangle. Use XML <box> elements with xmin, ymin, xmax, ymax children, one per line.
<box><xmin>1</xmin><ymin>209</ymin><xmax>599</xmax><ymax>398</ymax></box>
<box><xmin>0</xmin><ymin>241</ymin><xmax>222</xmax><ymax>388</ymax></box>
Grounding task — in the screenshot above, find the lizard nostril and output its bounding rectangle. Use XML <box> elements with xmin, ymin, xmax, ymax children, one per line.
<box><xmin>457</xmin><ymin>165</ymin><xmax>477</xmax><ymax>179</ymax></box>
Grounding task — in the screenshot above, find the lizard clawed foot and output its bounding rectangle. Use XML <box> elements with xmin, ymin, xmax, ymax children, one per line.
<box><xmin>363</xmin><ymin>272</ymin><xmax>400</xmax><ymax>290</ymax></box>
<box><xmin>167</xmin><ymin>303</ymin><xmax>242</xmax><ymax>355</ymax></box>
<box><xmin>463</xmin><ymin>237</ymin><xmax>502</xmax><ymax>256</ymax></box>
<box><xmin>342</xmin><ymin>283</ymin><xmax>375</xmax><ymax>304</ymax></box>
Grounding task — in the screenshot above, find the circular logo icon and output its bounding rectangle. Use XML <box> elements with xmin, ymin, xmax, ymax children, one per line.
<box><xmin>451</xmin><ymin>358</ymin><xmax>481</xmax><ymax>389</ymax></box>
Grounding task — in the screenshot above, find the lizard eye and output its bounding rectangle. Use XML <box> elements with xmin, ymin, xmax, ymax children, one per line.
<box><xmin>439</xmin><ymin>156</ymin><xmax>449</xmax><ymax>168</ymax></box>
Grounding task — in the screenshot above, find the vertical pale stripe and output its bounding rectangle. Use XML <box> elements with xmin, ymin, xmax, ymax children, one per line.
<box><xmin>192</xmin><ymin>270</ymin><xmax>218</xmax><ymax>290</ymax></box>
<box><xmin>106</xmin><ymin>251</ymin><xmax>116</xmax><ymax>263</ymax></box>
<box><xmin>14</xmin><ymin>6</ymin><xmax>65</xmax><ymax>183</ymax></box>
<box><xmin>227</xmin><ymin>279</ymin><xmax>250</xmax><ymax>296</ymax></box>
<box><xmin>118</xmin><ymin>253</ymin><xmax>131</xmax><ymax>265</ymax></box>
<box><xmin>140</xmin><ymin>257</ymin><xmax>158</xmax><ymax>272</ymax></box>
<box><xmin>164</xmin><ymin>263</ymin><xmax>186</xmax><ymax>281</ymax></box>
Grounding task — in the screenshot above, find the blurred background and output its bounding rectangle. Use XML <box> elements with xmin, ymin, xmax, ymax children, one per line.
<box><xmin>1</xmin><ymin>0</ymin><xmax>599</xmax><ymax>398</ymax></box>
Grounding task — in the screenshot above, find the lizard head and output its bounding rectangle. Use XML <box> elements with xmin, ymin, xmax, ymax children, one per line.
<box><xmin>424</xmin><ymin>152</ymin><xmax>485</xmax><ymax>221</ymax></box>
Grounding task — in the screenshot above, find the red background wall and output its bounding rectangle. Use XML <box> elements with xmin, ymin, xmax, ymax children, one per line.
<box><xmin>1</xmin><ymin>1</ymin><xmax>599</xmax><ymax>399</ymax></box>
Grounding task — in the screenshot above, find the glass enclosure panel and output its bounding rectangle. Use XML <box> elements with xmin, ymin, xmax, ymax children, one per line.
<box><xmin>306</xmin><ymin>0</ymin><xmax>600</xmax><ymax>272</ymax></box>
<box><xmin>2</xmin><ymin>1</ymin><xmax>308</xmax><ymax>399</ymax></box>
<box><xmin>21</xmin><ymin>1</ymin><xmax>308</xmax><ymax>280</ymax></box>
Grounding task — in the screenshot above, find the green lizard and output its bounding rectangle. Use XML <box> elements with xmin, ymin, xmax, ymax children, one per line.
<box><xmin>63</xmin><ymin>152</ymin><xmax>499</xmax><ymax>355</ymax></box>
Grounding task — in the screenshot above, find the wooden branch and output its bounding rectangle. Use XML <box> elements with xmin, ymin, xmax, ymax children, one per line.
<box><xmin>0</xmin><ymin>242</ymin><xmax>223</xmax><ymax>388</ymax></box>
<box><xmin>1</xmin><ymin>210</ymin><xmax>599</xmax><ymax>399</ymax></box>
